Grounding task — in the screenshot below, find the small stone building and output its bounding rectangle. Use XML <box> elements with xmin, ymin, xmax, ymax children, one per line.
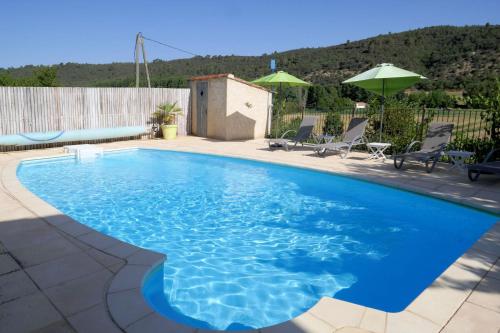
<box><xmin>190</xmin><ymin>74</ymin><xmax>272</xmax><ymax>140</ymax></box>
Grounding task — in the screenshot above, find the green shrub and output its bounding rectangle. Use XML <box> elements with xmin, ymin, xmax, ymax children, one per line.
<box><xmin>447</xmin><ymin>137</ymin><xmax>497</xmax><ymax>162</ymax></box>
<box><xmin>323</xmin><ymin>111</ymin><xmax>344</xmax><ymax>136</ymax></box>
<box><xmin>270</xmin><ymin>117</ymin><xmax>302</xmax><ymax>138</ymax></box>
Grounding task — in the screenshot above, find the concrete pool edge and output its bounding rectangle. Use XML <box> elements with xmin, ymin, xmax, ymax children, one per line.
<box><xmin>1</xmin><ymin>142</ymin><xmax>499</xmax><ymax>333</ymax></box>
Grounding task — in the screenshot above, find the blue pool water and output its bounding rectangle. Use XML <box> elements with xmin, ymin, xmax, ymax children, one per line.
<box><xmin>17</xmin><ymin>149</ymin><xmax>497</xmax><ymax>330</ymax></box>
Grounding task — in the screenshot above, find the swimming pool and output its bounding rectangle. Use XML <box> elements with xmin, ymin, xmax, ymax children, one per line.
<box><xmin>17</xmin><ymin>148</ymin><xmax>498</xmax><ymax>331</ymax></box>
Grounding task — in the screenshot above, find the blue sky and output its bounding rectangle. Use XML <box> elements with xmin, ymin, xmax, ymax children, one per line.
<box><xmin>1</xmin><ymin>0</ymin><xmax>499</xmax><ymax>68</ymax></box>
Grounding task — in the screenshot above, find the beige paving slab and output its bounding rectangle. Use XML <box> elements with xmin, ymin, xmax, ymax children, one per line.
<box><xmin>197</xmin><ymin>328</ymin><xmax>258</xmax><ymax>333</ymax></box>
<box><xmin>77</xmin><ymin>231</ymin><xmax>121</xmax><ymax>250</ymax></box>
<box><xmin>0</xmin><ymin>291</ymin><xmax>63</xmax><ymax>333</ymax></box>
<box><xmin>0</xmin><ymin>242</ymin><xmax>6</xmax><ymax>254</ymax></box>
<box><xmin>487</xmin><ymin>259</ymin><xmax>500</xmax><ymax>281</ymax></box>
<box><xmin>407</xmin><ymin>258</ymin><xmax>492</xmax><ymax>326</ymax></box>
<box><xmin>0</xmin><ymin>270</ymin><xmax>38</xmax><ymax>304</ymax></box>
<box><xmin>465</xmin><ymin>189</ymin><xmax>500</xmax><ymax>212</ymax></box>
<box><xmin>57</xmin><ymin>221</ymin><xmax>94</xmax><ymax>237</ymax></box>
<box><xmin>107</xmin><ymin>288</ymin><xmax>154</xmax><ymax>328</ymax></box>
<box><xmin>108</xmin><ymin>262</ymin><xmax>126</xmax><ymax>273</ymax></box>
<box><xmin>108</xmin><ymin>265</ymin><xmax>152</xmax><ymax>293</ymax></box>
<box><xmin>42</xmin><ymin>214</ymin><xmax>76</xmax><ymax>227</ymax></box>
<box><xmin>386</xmin><ymin>311</ymin><xmax>440</xmax><ymax>333</ymax></box>
<box><xmin>472</xmin><ymin>224</ymin><xmax>500</xmax><ymax>256</ymax></box>
<box><xmin>407</xmin><ymin>279</ymin><xmax>471</xmax><ymax>327</ymax></box>
<box><xmin>86</xmin><ymin>248</ymin><xmax>124</xmax><ymax>269</ymax></box>
<box><xmin>0</xmin><ymin>192</ymin><xmax>20</xmax><ymax>212</ymax></box>
<box><xmin>358</xmin><ymin>308</ymin><xmax>386</xmax><ymax>333</ymax></box>
<box><xmin>261</xmin><ymin>312</ymin><xmax>334</xmax><ymax>333</ymax></box>
<box><xmin>0</xmin><ymin>218</ymin><xmax>61</xmax><ymax>251</ymax></box>
<box><xmin>126</xmin><ymin>312</ymin><xmax>197</xmax><ymax>333</ymax></box>
<box><xmin>467</xmin><ymin>276</ymin><xmax>500</xmax><ymax>313</ymax></box>
<box><xmin>0</xmin><ymin>253</ymin><xmax>20</xmax><ymax>276</ymax></box>
<box><xmin>336</xmin><ymin>328</ymin><xmax>374</xmax><ymax>333</ymax></box>
<box><xmin>441</xmin><ymin>302</ymin><xmax>500</xmax><ymax>333</ymax></box>
<box><xmin>35</xmin><ymin>320</ymin><xmax>76</xmax><ymax>333</ymax></box>
<box><xmin>63</xmin><ymin>234</ymin><xmax>93</xmax><ymax>251</ymax></box>
<box><xmin>45</xmin><ymin>269</ymin><xmax>113</xmax><ymax>316</ymax></box>
<box><xmin>127</xmin><ymin>249</ymin><xmax>165</xmax><ymax>266</ymax></box>
<box><xmin>307</xmin><ymin>297</ymin><xmax>365</xmax><ymax>329</ymax></box>
<box><xmin>9</xmin><ymin>234</ymin><xmax>81</xmax><ymax>267</ymax></box>
<box><xmin>25</xmin><ymin>252</ymin><xmax>103</xmax><ymax>289</ymax></box>
<box><xmin>454</xmin><ymin>247</ymin><xmax>498</xmax><ymax>278</ymax></box>
<box><xmin>67</xmin><ymin>303</ymin><xmax>123</xmax><ymax>333</ymax></box>
<box><xmin>0</xmin><ymin>206</ymin><xmax>38</xmax><ymax>225</ymax></box>
<box><xmin>105</xmin><ymin>241</ymin><xmax>141</xmax><ymax>259</ymax></box>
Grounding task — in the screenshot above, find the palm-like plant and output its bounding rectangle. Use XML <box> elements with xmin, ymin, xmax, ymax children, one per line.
<box><xmin>153</xmin><ymin>102</ymin><xmax>183</xmax><ymax>125</ymax></box>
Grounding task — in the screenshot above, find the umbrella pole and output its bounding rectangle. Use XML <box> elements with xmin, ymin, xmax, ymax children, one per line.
<box><xmin>274</xmin><ymin>88</ymin><xmax>278</xmax><ymax>139</ymax></box>
<box><xmin>379</xmin><ymin>80</ymin><xmax>385</xmax><ymax>142</ymax></box>
<box><xmin>278</xmin><ymin>82</ymin><xmax>282</xmax><ymax>138</ymax></box>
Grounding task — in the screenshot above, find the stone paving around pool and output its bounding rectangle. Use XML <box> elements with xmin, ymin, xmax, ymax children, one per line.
<box><xmin>0</xmin><ymin>136</ymin><xmax>499</xmax><ymax>333</ymax></box>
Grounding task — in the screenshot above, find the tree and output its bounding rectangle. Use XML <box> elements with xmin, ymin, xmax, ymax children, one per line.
<box><xmin>467</xmin><ymin>79</ymin><xmax>500</xmax><ymax>143</ymax></box>
<box><xmin>0</xmin><ymin>73</ymin><xmax>14</xmax><ymax>86</ymax></box>
<box><xmin>0</xmin><ymin>66</ymin><xmax>59</xmax><ymax>87</ymax></box>
<box><xmin>323</xmin><ymin>111</ymin><xmax>344</xmax><ymax>135</ymax></box>
<box><xmin>34</xmin><ymin>66</ymin><xmax>58</xmax><ymax>87</ymax></box>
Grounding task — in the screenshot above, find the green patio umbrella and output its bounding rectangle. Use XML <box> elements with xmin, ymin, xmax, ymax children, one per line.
<box><xmin>252</xmin><ymin>71</ymin><xmax>310</xmax><ymax>138</ymax></box>
<box><xmin>343</xmin><ymin>63</ymin><xmax>426</xmax><ymax>141</ymax></box>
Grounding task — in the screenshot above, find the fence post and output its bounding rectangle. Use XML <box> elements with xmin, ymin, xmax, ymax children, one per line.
<box><xmin>420</xmin><ymin>106</ymin><xmax>426</xmax><ymax>141</ymax></box>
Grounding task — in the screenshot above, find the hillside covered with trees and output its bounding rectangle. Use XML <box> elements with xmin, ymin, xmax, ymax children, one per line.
<box><xmin>1</xmin><ymin>25</ymin><xmax>498</xmax><ymax>99</ymax></box>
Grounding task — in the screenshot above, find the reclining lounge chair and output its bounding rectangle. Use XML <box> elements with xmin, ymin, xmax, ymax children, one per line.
<box><xmin>468</xmin><ymin>148</ymin><xmax>500</xmax><ymax>181</ymax></box>
<box><xmin>393</xmin><ymin>122</ymin><xmax>454</xmax><ymax>173</ymax></box>
<box><xmin>268</xmin><ymin>116</ymin><xmax>318</xmax><ymax>151</ymax></box>
<box><xmin>314</xmin><ymin>118</ymin><xmax>368</xmax><ymax>159</ymax></box>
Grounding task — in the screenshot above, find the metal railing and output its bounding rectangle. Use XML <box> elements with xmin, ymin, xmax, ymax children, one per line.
<box><xmin>278</xmin><ymin>106</ymin><xmax>489</xmax><ymax>142</ymax></box>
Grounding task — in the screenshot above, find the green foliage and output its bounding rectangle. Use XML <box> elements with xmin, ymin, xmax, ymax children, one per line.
<box><xmin>406</xmin><ymin>90</ymin><xmax>457</xmax><ymax>108</ymax></box>
<box><xmin>152</xmin><ymin>102</ymin><xmax>183</xmax><ymax>125</ymax></box>
<box><xmin>0</xmin><ymin>74</ymin><xmax>15</xmax><ymax>86</ymax></box>
<box><xmin>466</xmin><ymin>79</ymin><xmax>500</xmax><ymax>143</ymax></box>
<box><xmin>90</xmin><ymin>76</ymin><xmax>188</xmax><ymax>88</ymax></box>
<box><xmin>307</xmin><ymin>85</ymin><xmax>352</xmax><ymax>110</ymax></box>
<box><xmin>323</xmin><ymin>112</ymin><xmax>344</xmax><ymax>135</ymax></box>
<box><xmin>307</xmin><ymin>85</ymin><xmax>334</xmax><ymax>110</ymax></box>
<box><xmin>1</xmin><ymin>25</ymin><xmax>497</xmax><ymax>93</ymax></box>
<box><xmin>0</xmin><ymin>66</ymin><xmax>58</xmax><ymax>87</ymax></box>
<box><xmin>33</xmin><ymin>67</ymin><xmax>58</xmax><ymax>87</ymax></box>
<box><xmin>366</xmin><ymin>96</ymin><xmax>419</xmax><ymax>153</ymax></box>
<box><xmin>271</xmin><ymin>117</ymin><xmax>302</xmax><ymax>139</ymax></box>
<box><xmin>447</xmin><ymin>137</ymin><xmax>497</xmax><ymax>162</ymax></box>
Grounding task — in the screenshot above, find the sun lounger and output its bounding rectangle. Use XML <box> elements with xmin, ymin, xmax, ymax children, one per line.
<box><xmin>393</xmin><ymin>122</ymin><xmax>454</xmax><ymax>173</ymax></box>
<box><xmin>268</xmin><ymin>116</ymin><xmax>318</xmax><ymax>151</ymax></box>
<box><xmin>314</xmin><ymin>118</ymin><xmax>368</xmax><ymax>159</ymax></box>
<box><xmin>468</xmin><ymin>148</ymin><xmax>500</xmax><ymax>181</ymax></box>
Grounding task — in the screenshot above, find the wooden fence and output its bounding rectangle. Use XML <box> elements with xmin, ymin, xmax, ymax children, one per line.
<box><xmin>0</xmin><ymin>87</ymin><xmax>191</xmax><ymax>142</ymax></box>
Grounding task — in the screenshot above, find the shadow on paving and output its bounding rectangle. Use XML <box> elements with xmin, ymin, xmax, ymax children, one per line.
<box><xmin>0</xmin><ymin>215</ymin><xmax>123</xmax><ymax>333</ymax></box>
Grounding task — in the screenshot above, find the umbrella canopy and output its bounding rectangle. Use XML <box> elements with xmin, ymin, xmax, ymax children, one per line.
<box><xmin>343</xmin><ymin>63</ymin><xmax>426</xmax><ymax>95</ymax></box>
<box><xmin>343</xmin><ymin>63</ymin><xmax>426</xmax><ymax>141</ymax></box>
<box><xmin>253</xmin><ymin>71</ymin><xmax>310</xmax><ymax>138</ymax></box>
<box><xmin>252</xmin><ymin>71</ymin><xmax>311</xmax><ymax>87</ymax></box>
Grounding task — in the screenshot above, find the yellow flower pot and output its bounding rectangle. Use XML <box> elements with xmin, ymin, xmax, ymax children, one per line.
<box><xmin>161</xmin><ymin>124</ymin><xmax>177</xmax><ymax>140</ymax></box>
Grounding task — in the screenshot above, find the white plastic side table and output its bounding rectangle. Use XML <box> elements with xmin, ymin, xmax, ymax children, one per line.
<box><xmin>446</xmin><ymin>150</ymin><xmax>474</xmax><ymax>172</ymax></box>
<box><xmin>367</xmin><ymin>142</ymin><xmax>391</xmax><ymax>160</ymax></box>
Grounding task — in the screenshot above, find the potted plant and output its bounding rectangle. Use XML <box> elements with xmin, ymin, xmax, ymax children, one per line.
<box><xmin>153</xmin><ymin>102</ymin><xmax>183</xmax><ymax>140</ymax></box>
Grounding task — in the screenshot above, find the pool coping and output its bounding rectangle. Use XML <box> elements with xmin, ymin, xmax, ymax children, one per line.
<box><xmin>2</xmin><ymin>144</ymin><xmax>499</xmax><ymax>333</ymax></box>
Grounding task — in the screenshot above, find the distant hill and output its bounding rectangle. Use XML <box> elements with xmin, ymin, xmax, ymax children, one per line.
<box><xmin>2</xmin><ymin>25</ymin><xmax>499</xmax><ymax>91</ymax></box>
